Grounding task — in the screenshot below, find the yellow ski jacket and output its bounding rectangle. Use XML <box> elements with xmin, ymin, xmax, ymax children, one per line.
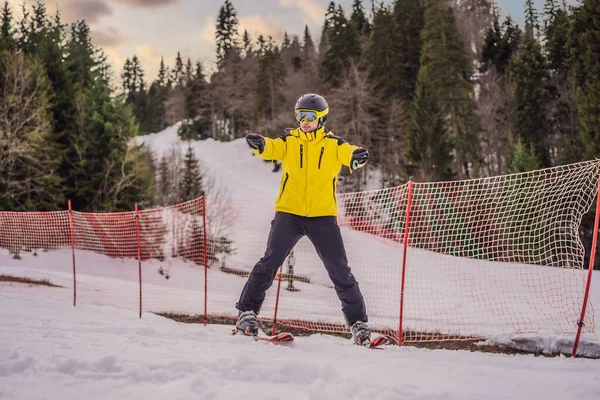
<box><xmin>252</xmin><ymin>127</ymin><xmax>365</xmax><ymax>217</ymax></box>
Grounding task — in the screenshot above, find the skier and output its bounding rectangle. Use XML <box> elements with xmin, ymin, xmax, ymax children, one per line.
<box><xmin>234</xmin><ymin>93</ymin><xmax>372</xmax><ymax>345</ymax></box>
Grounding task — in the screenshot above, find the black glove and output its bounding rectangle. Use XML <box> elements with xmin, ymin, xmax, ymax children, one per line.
<box><xmin>351</xmin><ymin>148</ymin><xmax>369</xmax><ymax>170</ymax></box>
<box><xmin>246</xmin><ymin>134</ymin><xmax>265</xmax><ymax>154</ymax></box>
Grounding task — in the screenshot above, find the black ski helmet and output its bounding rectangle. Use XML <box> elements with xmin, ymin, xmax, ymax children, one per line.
<box><xmin>295</xmin><ymin>93</ymin><xmax>329</xmax><ymax>128</ymax></box>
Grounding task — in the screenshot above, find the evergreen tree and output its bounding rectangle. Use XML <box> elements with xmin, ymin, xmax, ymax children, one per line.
<box><xmin>570</xmin><ymin>0</ymin><xmax>600</xmax><ymax>160</ymax></box>
<box><xmin>303</xmin><ymin>25</ymin><xmax>315</xmax><ymax>65</ymax></box>
<box><xmin>121</xmin><ymin>57</ymin><xmax>132</xmax><ymax>92</ymax></box>
<box><xmin>179</xmin><ymin>144</ymin><xmax>203</xmax><ymax>202</ymax></box>
<box><xmin>185</xmin><ymin>61</ymin><xmax>211</xmax><ymax>138</ymax></box>
<box><xmin>406</xmin><ymin>81</ymin><xmax>453</xmax><ymax>181</ymax></box>
<box><xmin>158</xmin><ymin>56</ymin><xmax>167</xmax><ymax>87</ymax></box>
<box><xmin>393</xmin><ymin>0</ymin><xmax>425</xmax><ymax>102</ymax></box>
<box><xmin>321</xmin><ymin>5</ymin><xmax>361</xmax><ymax>88</ymax></box>
<box><xmin>242</xmin><ymin>29</ymin><xmax>252</xmax><ymax>56</ymax></box>
<box><xmin>365</xmin><ymin>4</ymin><xmax>397</xmax><ymax>97</ymax></box>
<box><xmin>507</xmin><ymin>136</ymin><xmax>541</xmax><ymax>173</ymax></box>
<box><xmin>215</xmin><ymin>0</ymin><xmax>239</xmax><ymax>64</ymax></box>
<box><xmin>543</xmin><ymin>0</ymin><xmax>570</xmax><ymax>73</ymax></box>
<box><xmin>480</xmin><ymin>15</ymin><xmax>521</xmax><ymax>75</ymax></box>
<box><xmin>318</xmin><ymin>2</ymin><xmax>337</xmax><ymax>56</ymax></box>
<box><xmin>257</xmin><ymin>37</ymin><xmax>286</xmax><ymax>121</ymax></box>
<box><xmin>524</xmin><ymin>0</ymin><xmax>540</xmax><ymax>37</ymax></box>
<box><xmin>351</xmin><ymin>0</ymin><xmax>370</xmax><ymax>37</ymax></box>
<box><xmin>0</xmin><ymin>0</ymin><xmax>14</xmax><ymax>51</ymax></box>
<box><xmin>172</xmin><ymin>51</ymin><xmax>184</xmax><ymax>86</ymax></box>
<box><xmin>509</xmin><ymin>33</ymin><xmax>551</xmax><ymax>167</ymax></box>
<box><xmin>417</xmin><ymin>0</ymin><xmax>480</xmax><ymax>178</ymax></box>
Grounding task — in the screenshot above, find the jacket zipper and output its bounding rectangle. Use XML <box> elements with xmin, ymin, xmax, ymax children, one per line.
<box><xmin>318</xmin><ymin>147</ymin><xmax>324</xmax><ymax>169</ymax></box>
<box><xmin>332</xmin><ymin>177</ymin><xmax>337</xmax><ymax>204</ymax></box>
<box><xmin>300</xmin><ymin>144</ymin><xmax>303</xmax><ymax>168</ymax></box>
<box><xmin>279</xmin><ymin>173</ymin><xmax>289</xmax><ymax>200</ymax></box>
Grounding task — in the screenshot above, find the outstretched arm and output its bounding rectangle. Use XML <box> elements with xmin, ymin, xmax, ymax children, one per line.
<box><xmin>338</xmin><ymin>140</ymin><xmax>369</xmax><ymax>172</ymax></box>
<box><xmin>246</xmin><ymin>134</ymin><xmax>287</xmax><ymax>161</ymax></box>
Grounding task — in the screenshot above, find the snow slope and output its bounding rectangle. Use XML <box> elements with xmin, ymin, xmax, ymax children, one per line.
<box><xmin>2</xmin><ymin>123</ymin><xmax>600</xmax><ymax>399</ymax></box>
<box><xmin>1</xmin><ymin>290</ymin><xmax>600</xmax><ymax>400</ymax></box>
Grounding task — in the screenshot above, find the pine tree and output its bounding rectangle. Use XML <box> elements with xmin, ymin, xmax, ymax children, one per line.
<box><xmin>303</xmin><ymin>25</ymin><xmax>315</xmax><ymax>65</ymax></box>
<box><xmin>524</xmin><ymin>0</ymin><xmax>540</xmax><ymax>37</ymax></box>
<box><xmin>393</xmin><ymin>0</ymin><xmax>425</xmax><ymax>101</ymax></box>
<box><xmin>158</xmin><ymin>56</ymin><xmax>167</xmax><ymax>87</ymax></box>
<box><xmin>480</xmin><ymin>15</ymin><xmax>521</xmax><ymax>75</ymax></box>
<box><xmin>121</xmin><ymin>57</ymin><xmax>133</xmax><ymax>92</ymax></box>
<box><xmin>406</xmin><ymin>81</ymin><xmax>454</xmax><ymax>181</ymax></box>
<box><xmin>242</xmin><ymin>29</ymin><xmax>252</xmax><ymax>57</ymax></box>
<box><xmin>179</xmin><ymin>144</ymin><xmax>203</xmax><ymax>202</ymax></box>
<box><xmin>0</xmin><ymin>0</ymin><xmax>15</xmax><ymax>51</ymax></box>
<box><xmin>172</xmin><ymin>51</ymin><xmax>184</xmax><ymax>85</ymax></box>
<box><xmin>257</xmin><ymin>37</ymin><xmax>286</xmax><ymax>121</ymax></box>
<box><xmin>417</xmin><ymin>0</ymin><xmax>480</xmax><ymax>178</ymax></box>
<box><xmin>509</xmin><ymin>34</ymin><xmax>551</xmax><ymax>167</ymax></box>
<box><xmin>319</xmin><ymin>2</ymin><xmax>337</xmax><ymax>56</ymax></box>
<box><xmin>570</xmin><ymin>0</ymin><xmax>600</xmax><ymax>160</ymax></box>
<box><xmin>215</xmin><ymin>0</ymin><xmax>239</xmax><ymax>64</ymax></box>
<box><xmin>351</xmin><ymin>0</ymin><xmax>370</xmax><ymax>37</ymax></box>
<box><xmin>507</xmin><ymin>136</ymin><xmax>541</xmax><ymax>173</ymax></box>
<box><xmin>365</xmin><ymin>4</ymin><xmax>398</xmax><ymax>97</ymax></box>
<box><xmin>185</xmin><ymin>61</ymin><xmax>211</xmax><ymax>138</ymax></box>
<box><xmin>543</xmin><ymin>0</ymin><xmax>570</xmax><ymax>73</ymax></box>
<box><xmin>321</xmin><ymin>5</ymin><xmax>361</xmax><ymax>88</ymax></box>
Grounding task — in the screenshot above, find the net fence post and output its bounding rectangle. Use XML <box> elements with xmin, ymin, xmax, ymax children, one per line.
<box><xmin>135</xmin><ymin>203</ymin><xmax>142</xmax><ymax>318</ymax></box>
<box><xmin>572</xmin><ymin>174</ymin><xmax>600</xmax><ymax>357</ymax></box>
<box><xmin>398</xmin><ymin>178</ymin><xmax>414</xmax><ymax>346</ymax></box>
<box><xmin>68</xmin><ymin>200</ymin><xmax>76</xmax><ymax>307</ymax></box>
<box><xmin>202</xmin><ymin>194</ymin><xmax>209</xmax><ymax>326</ymax></box>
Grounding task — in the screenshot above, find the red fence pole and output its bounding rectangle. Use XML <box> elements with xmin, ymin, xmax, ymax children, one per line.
<box><xmin>572</xmin><ymin>178</ymin><xmax>600</xmax><ymax>357</ymax></box>
<box><xmin>201</xmin><ymin>195</ymin><xmax>209</xmax><ymax>326</ymax></box>
<box><xmin>272</xmin><ymin>265</ymin><xmax>284</xmax><ymax>335</ymax></box>
<box><xmin>398</xmin><ymin>178</ymin><xmax>414</xmax><ymax>347</ymax></box>
<box><xmin>135</xmin><ymin>203</ymin><xmax>142</xmax><ymax>318</ymax></box>
<box><xmin>68</xmin><ymin>200</ymin><xmax>76</xmax><ymax>307</ymax></box>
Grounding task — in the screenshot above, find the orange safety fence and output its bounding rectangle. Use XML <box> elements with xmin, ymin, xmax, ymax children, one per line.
<box><xmin>1</xmin><ymin>161</ymin><xmax>599</xmax><ymax>351</ymax></box>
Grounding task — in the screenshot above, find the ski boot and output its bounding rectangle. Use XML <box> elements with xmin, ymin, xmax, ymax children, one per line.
<box><xmin>350</xmin><ymin>320</ymin><xmax>372</xmax><ymax>346</ymax></box>
<box><xmin>234</xmin><ymin>310</ymin><xmax>259</xmax><ymax>336</ymax></box>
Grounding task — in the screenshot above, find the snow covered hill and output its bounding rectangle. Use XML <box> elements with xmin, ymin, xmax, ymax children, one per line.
<box><xmin>2</xmin><ymin>123</ymin><xmax>600</xmax><ymax>399</ymax></box>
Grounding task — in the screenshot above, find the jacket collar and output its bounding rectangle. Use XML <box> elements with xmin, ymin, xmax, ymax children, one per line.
<box><xmin>290</xmin><ymin>127</ymin><xmax>328</xmax><ymax>143</ymax></box>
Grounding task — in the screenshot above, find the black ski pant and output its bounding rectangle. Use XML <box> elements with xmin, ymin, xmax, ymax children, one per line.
<box><xmin>236</xmin><ymin>212</ymin><xmax>367</xmax><ymax>326</ymax></box>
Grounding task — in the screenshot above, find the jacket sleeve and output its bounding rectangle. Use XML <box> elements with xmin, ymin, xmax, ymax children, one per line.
<box><xmin>337</xmin><ymin>141</ymin><xmax>360</xmax><ymax>170</ymax></box>
<box><xmin>252</xmin><ymin>136</ymin><xmax>287</xmax><ymax>160</ymax></box>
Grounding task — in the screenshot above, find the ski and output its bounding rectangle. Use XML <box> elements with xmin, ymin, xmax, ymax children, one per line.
<box><xmin>363</xmin><ymin>335</ymin><xmax>391</xmax><ymax>349</ymax></box>
<box><xmin>232</xmin><ymin>328</ymin><xmax>294</xmax><ymax>344</ymax></box>
<box><xmin>253</xmin><ymin>332</ymin><xmax>294</xmax><ymax>344</ymax></box>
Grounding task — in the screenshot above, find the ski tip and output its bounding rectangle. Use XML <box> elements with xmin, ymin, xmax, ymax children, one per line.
<box><xmin>369</xmin><ymin>336</ymin><xmax>390</xmax><ymax>347</ymax></box>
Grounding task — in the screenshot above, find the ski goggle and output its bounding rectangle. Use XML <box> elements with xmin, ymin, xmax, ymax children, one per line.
<box><xmin>295</xmin><ymin>108</ymin><xmax>328</xmax><ymax>123</ymax></box>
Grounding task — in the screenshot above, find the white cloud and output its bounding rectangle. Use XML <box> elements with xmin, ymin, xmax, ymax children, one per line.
<box><xmin>137</xmin><ymin>44</ymin><xmax>161</xmax><ymax>60</ymax></box>
<box><xmin>199</xmin><ymin>15</ymin><xmax>216</xmax><ymax>44</ymax></box>
<box><xmin>279</xmin><ymin>0</ymin><xmax>325</xmax><ymax>25</ymax></box>
<box><xmin>239</xmin><ymin>15</ymin><xmax>285</xmax><ymax>43</ymax></box>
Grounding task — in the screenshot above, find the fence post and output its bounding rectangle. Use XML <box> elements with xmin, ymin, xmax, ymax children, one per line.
<box><xmin>135</xmin><ymin>203</ymin><xmax>142</xmax><ymax>318</ymax></box>
<box><xmin>572</xmin><ymin>177</ymin><xmax>600</xmax><ymax>357</ymax></box>
<box><xmin>201</xmin><ymin>194</ymin><xmax>209</xmax><ymax>326</ymax></box>
<box><xmin>68</xmin><ymin>200</ymin><xmax>76</xmax><ymax>307</ymax></box>
<box><xmin>398</xmin><ymin>178</ymin><xmax>414</xmax><ymax>346</ymax></box>
<box><xmin>272</xmin><ymin>265</ymin><xmax>284</xmax><ymax>335</ymax></box>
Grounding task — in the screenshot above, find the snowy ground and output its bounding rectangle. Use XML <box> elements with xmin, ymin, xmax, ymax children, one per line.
<box><xmin>2</xmin><ymin>123</ymin><xmax>600</xmax><ymax>399</ymax></box>
<box><xmin>2</xmin><ymin>290</ymin><xmax>600</xmax><ymax>400</ymax></box>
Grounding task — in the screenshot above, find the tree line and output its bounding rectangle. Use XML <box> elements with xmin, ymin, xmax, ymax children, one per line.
<box><xmin>3</xmin><ymin>0</ymin><xmax>600</xmax><ymax>213</ymax></box>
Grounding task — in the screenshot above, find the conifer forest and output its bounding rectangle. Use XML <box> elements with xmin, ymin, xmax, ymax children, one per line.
<box><xmin>1</xmin><ymin>0</ymin><xmax>599</xmax><ymax>224</ymax></box>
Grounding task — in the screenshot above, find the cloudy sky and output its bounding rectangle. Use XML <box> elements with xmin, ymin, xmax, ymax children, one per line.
<box><xmin>8</xmin><ymin>0</ymin><xmax>577</xmax><ymax>83</ymax></box>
